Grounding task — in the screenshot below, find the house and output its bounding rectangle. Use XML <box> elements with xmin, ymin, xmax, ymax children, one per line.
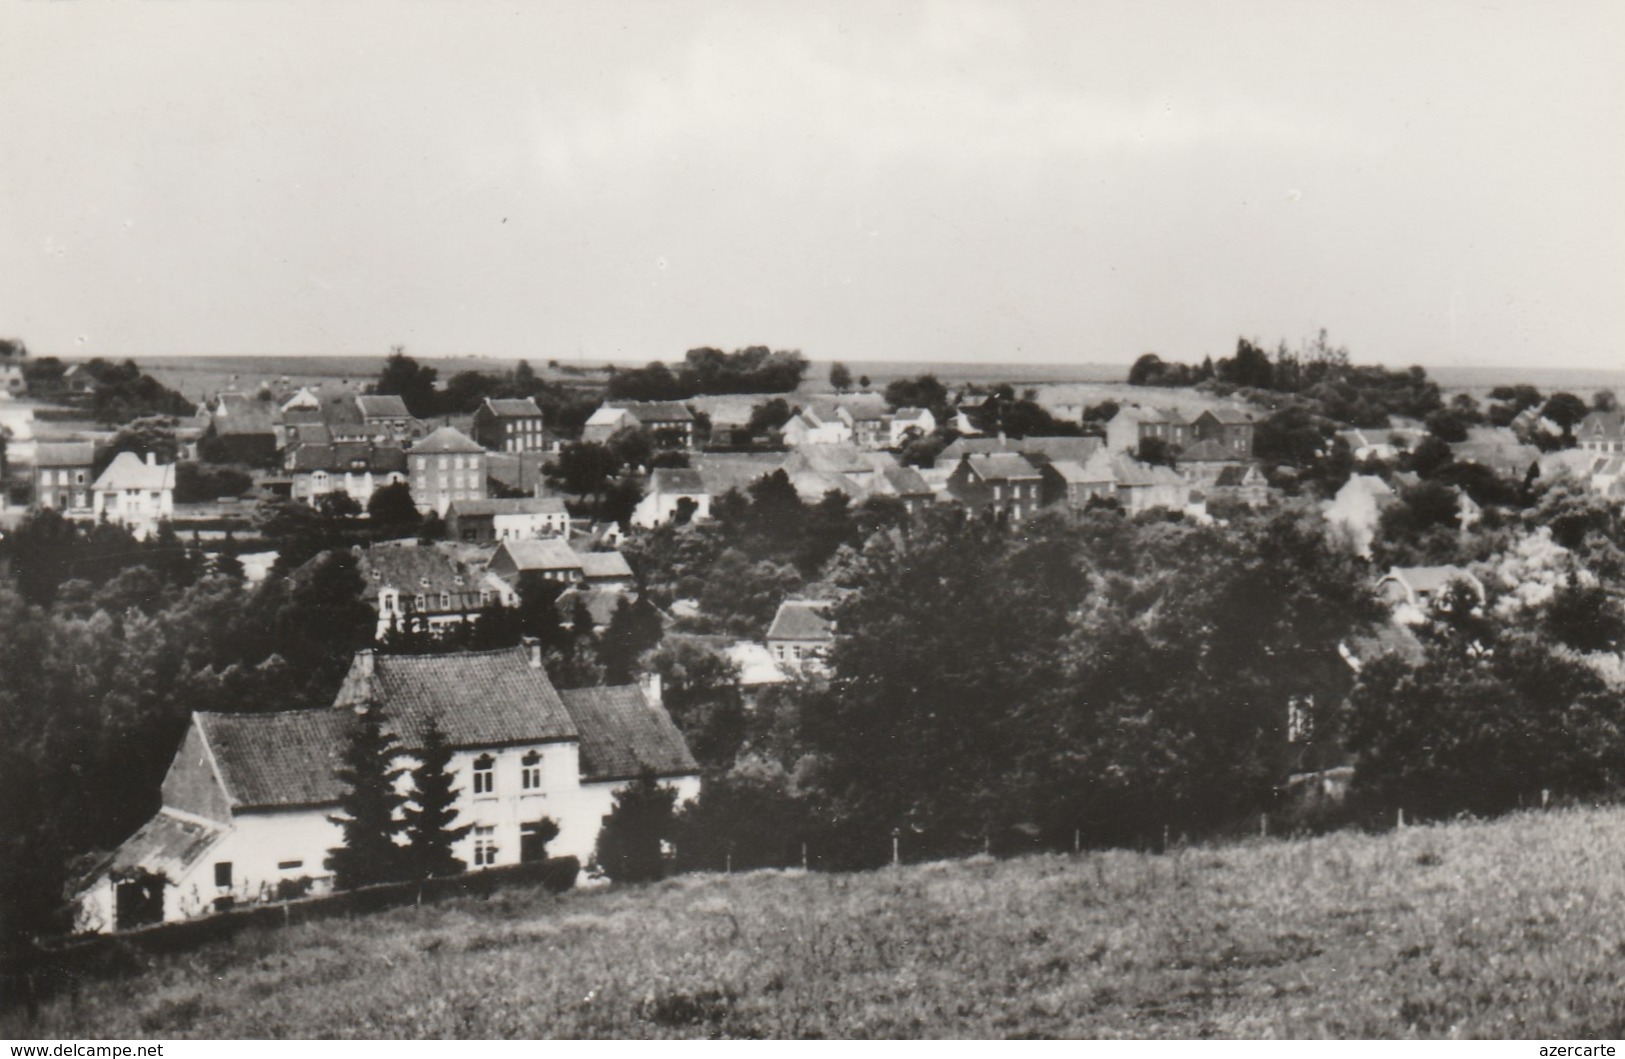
<box><xmin>485</xmin><ymin>451</ymin><xmax>553</xmax><ymax>498</ymax></box>
<box><xmin>281</xmin><ymin>387</ymin><xmax>321</xmax><ymax>412</ymax></box>
<box><xmin>1104</xmin><ymin>405</ymin><xmax>1185</xmax><ymax>453</ymax></box>
<box><xmin>1040</xmin><ymin>458</ymin><xmax>1116</xmax><ymax>509</ymax></box>
<box><xmin>631</xmin><ymin>467</ymin><xmax>711</xmax><ymax>528</ymax></box>
<box><xmin>202</xmin><ymin>394</ymin><xmax>279</xmax><ymax>467</ymax></box>
<box><xmin>575</xmin><ymin>550</ymin><xmax>635</xmax><ymax>587</ymax></box>
<box><xmin>934</xmin><ymin>434</ymin><xmax>1103</xmax><ymax>471</ymax></box>
<box><xmin>765</xmin><ymin>599</ymin><xmax>834</xmax><ymax>672</ymax></box>
<box><xmin>92</xmin><ymin>452</ymin><xmax>175</xmax><ymax>538</ymax></box>
<box><xmin>485</xmin><ymin>538</ymin><xmax>634</xmax><ymax>588</ymax></box>
<box><xmin>582</xmin><ymin>401</ymin><xmax>695</xmax><ymax>449</ymax></box>
<box><xmin>888</xmin><ymin>407</ymin><xmax>935</xmax><ymax>448</ymax></box>
<box><xmin>945</xmin><ymin>453</ymin><xmax>1043</xmax><ymax>522</ymax></box>
<box><xmin>73</xmin><ymin>644</ymin><xmax>699</xmax><ymax>932</ymax></box>
<box><xmin>61</xmin><ymin>363</ymin><xmax>97</xmax><ymax>396</ymax></box>
<box><xmin>355</xmin><ymin>394</ymin><xmax>416</xmax><ymax>435</ymax></box>
<box><xmin>781</xmin><ymin>409</ymin><xmax>852</xmax><ymax>447</ymax></box>
<box><xmin>447</xmin><ymin>496</ymin><xmax>571</xmax><ymax>542</ymax></box>
<box><xmin>870</xmin><ymin>462</ymin><xmax>935</xmax><ymax>516</ymax></box>
<box><xmin>1577</xmin><ymin>411</ymin><xmax>1625</xmax><ymax>454</ymax></box>
<box><xmin>472</xmin><ymin>397</ymin><xmax>547</xmax><ymax>454</ymax></box>
<box><xmin>288</xmin><ymin>442</ymin><xmax>408</xmax><ymax>509</ymax></box>
<box><xmin>1376</xmin><ymin>565</ymin><xmax>1486</xmax><ymax>625</ymax></box>
<box><xmin>33</xmin><ymin>441</ymin><xmax>97</xmax><ymax>513</ymax></box>
<box><xmin>1189</xmin><ymin>407</ymin><xmax>1256</xmax><ymax>457</ymax></box>
<box><xmin>825</xmin><ymin>395</ymin><xmax>890</xmax><ymax>450</ymax></box>
<box><xmin>350</xmin><ymin>541</ymin><xmax>519</xmax><ymax>640</ymax></box>
<box><xmin>1450</xmin><ymin>427</ymin><xmax>1540</xmax><ymax>479</ymax></box>
<box><xmin>1102</xmin><ymin>453</ymin><xmax>1191</xmax><ymax>515</ymax></box>
<box><xmin>408</xmin><ymin>426</ymin><xmax>488</xmax><ymax>515</ymax></box>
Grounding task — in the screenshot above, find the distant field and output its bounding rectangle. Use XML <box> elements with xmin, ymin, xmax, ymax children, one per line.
<box><xmin>13</xmin><ymin>805</ymin><xmax>1625</xmax><ymax>1039</ymax></box>
<box><xmin>79</xmin><ymin>354</ymin><xmax>1625</xmax><ymax>405</ymax></box>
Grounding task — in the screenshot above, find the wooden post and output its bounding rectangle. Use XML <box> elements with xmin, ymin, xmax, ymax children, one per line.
<box><xmin>801</xmin><ymin>842</ymin><xmax>808</xmax><ymax>871</ymax></box>
<box><xmin>1542</xmin><ymin>788</ymin><xmax>1551</xmax><ymax>809</ymax></box>
<box><xmin>1397</xmin><ymin>807</ymin><xmax>1405</xmax><ymax>829</ymax></box>
<box><xmin>1260</xmin><ymin>813</ymin><xmax>1268</xmax><ymax>838</ymax></box>
<box><xmin>891</xmin><ymin>828</ymin><xmax>900</xmax><ymax>867</ymax></box>
<box><xmin>1073</xmin><ymin>829</ymin><xmax>1081</xmax><ymax>855</ymax></box>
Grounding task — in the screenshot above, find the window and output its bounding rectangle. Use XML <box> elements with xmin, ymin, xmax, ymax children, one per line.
<box><xmin>993</xmin><ymin>484</ymin><xmax>1002</xmax><ymax>501</ymax></box>
<box><xmin>521</xmin><ymin>750</ymin><xmax>541</xmax><ymax>790</ymax></box>
<box><xmin>415</xmin><ymin>456</ymin><xmax>427</xmax><ymax>469</ymax></box>
<box><xmin>413</xmin><ymin>594</ymin><xmax>425</xmax><ymax>611</ymax></box>
<box><xmin>473</xmin><ymin>754</ymin><xmax>495</xmax><ymax>795</ymax></box>
<box><xmin>438</xmin><ymin>456</ymin><xmax>449</xmax><ymax>469</ymax></box>
<box><xmin>473</xmin><ymin>826</ymin><xmax>498</xmax><ymax>867</ymax></box>
<box><xmin>277</xmin><ymin>860</ymin><xmax>303</xmax><ymax>871</ymax></box>
<box><xmin>440</xmin><ymin>592</ymin><xmax>451</xmax><ymax>609</ymax></box>
<box><xmin>214</xmin><ymin>862</ymin><xmax>232</xmax><ymax>889</ymax></box>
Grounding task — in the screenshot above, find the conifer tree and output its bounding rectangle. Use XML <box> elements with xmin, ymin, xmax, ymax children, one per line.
<box><xmin>402</xmin><ymin>718</ymin><xmax>470</xmax><ymax>879</ymax></box>
<box><xmin>593</xmin><ymin>768</ymin><xmax>679</xmax><ymax>883</ymax></box>
<box><xmin>326</xmin><ymin>706</ymin><xmax>407</xmax><ymax>889</ymax></box>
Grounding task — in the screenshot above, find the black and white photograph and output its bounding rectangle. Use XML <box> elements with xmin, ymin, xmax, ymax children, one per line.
<box><xmin>1</xmin><ymin>0</ymin><xmax>1623</xmax><ymax>1042</ymax></box>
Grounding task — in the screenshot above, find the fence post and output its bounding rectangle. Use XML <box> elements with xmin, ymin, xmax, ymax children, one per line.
<box><xmin>1073</xmin><ymin>829</ymin><xmax>1080</xmax><ymax>855</ymax></box>
<box><xmin>1542</xmin><ymin>788</ymin><xmax>1551</xmax><ymax>809</ymax></box>
<box><xmin>801</xmin><ymin>842</ymin><xmax>808</xmax><ymax>871</ymax></box>
<box><xmin>1260</xmin><ymin>813</ymin><xmax>1268</xmax><ymax>838</ymax></box>
<box><xmin>891</xmin><ymin>829</ymin><xmax>900</xmax><ymax>867</ymax></box>
<box><xmin>1397</xmin><ymin>807</ymin><xmax>1405</xmax><ymax>829</ymax></box>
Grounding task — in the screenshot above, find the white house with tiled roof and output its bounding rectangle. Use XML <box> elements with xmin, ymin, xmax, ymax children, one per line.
<box><xmin>91</xmin><ymin>451</ymin><xmax>175</xmax><ymax>538</ymax></box>
<box><xmin>73</xmin><ymin>644</ymin><xmax>699</xmax><ymax>932</ymax></box>
<box><xmin>765</xmin><ymin>599</ymin><xmax>835</xmax><ymax>673</ymax></box>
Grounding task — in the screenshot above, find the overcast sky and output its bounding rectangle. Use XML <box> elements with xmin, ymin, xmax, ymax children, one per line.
<box><xmin>2</xmin><ymin>0</ymin><xmax>1620</xmax><ymax>370</ymax></box>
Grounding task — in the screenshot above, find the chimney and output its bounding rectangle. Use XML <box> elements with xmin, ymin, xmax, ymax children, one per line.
<box><xmin>146</xmin><ymin>451</ymin><xmax>157</xmax><ymax>466</ymax></box>
<box><xmin>521</xmin><ymin>635</ymin><xmax>543</xmax><ymax>669</ymax></box>
<box><xmin>638</xmin><ymin>671</ymin><xmax>663</xmax><ymax>709</ymax></box>
<box><xmin>356</xmin><ymin>648</ymin><xmax>375</xmax><ymax>680</ymax></box>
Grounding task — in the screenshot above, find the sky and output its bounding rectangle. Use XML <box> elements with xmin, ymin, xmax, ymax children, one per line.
<box><xmin>1</xmin><ymin>0</ymin><xmax>1621</xmax><ymax>370</ymax></box>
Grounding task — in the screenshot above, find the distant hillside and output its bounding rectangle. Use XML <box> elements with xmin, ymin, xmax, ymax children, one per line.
<box><xmin>13</xmin><ymin>805</ymin><xmax>1625</xmax><ymax>1039</ymax></box>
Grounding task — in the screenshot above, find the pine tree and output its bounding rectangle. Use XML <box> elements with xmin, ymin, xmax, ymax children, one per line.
<box><xmin>326</xmin><ymin>706</ymin><xmax>408</xmax><ymax>889</ymax></box>
<box><xmin>593</xmin><ymin>768</ymin><xmax>679</xmax><ymax>883</ymax></box>
<box><xmin>402</xmin><ymin>718</ymin><xmax>470</xmax><ymax>879</ymax></box>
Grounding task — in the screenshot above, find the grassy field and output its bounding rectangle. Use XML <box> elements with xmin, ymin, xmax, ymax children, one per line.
<box><xmin>12</xmin><ymin>805</ymin><xmax>1625</xmax><ymax>1039</ymax></box>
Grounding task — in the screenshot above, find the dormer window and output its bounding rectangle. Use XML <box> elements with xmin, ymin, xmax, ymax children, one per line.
<box><xmin>418</xmin><ymin>576</ymin><xmax>430</xmax><ymax>589</ymax></box>
<box><xmin>473</xmin><ymin>754</ymin><xmax>495</xmax><ymax>795</ymax></box>
<box><xmin>440</xmin><ymin>592</ymin><xmax>451</xmax><ymax>609</ymax></box>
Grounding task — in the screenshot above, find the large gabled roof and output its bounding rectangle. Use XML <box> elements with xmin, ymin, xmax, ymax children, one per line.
<box><xmin>349</xmin><ymin>542</ymin><xmax>486</xmax><ymax>601</ymax></box>
<box><xmin>649</xmin><ymin>467</ymin><xmax>707</xmax><ymax>494</ymax></box>
<box><xmin>409</xmin><ymin>425</ymin><xmax>484</xmax><ymax>455</ymax></box>
<box><xmin>34</xmin><ymin>441</ymin><xmax>96</xmax><ymax>467</ymax></box>
<box><xmin>576</xmin><ymin>550</ymin><xmax>633</xmax><ymax>580</ymax></box>
<box><xmin>332</xmin><ymin>647</ymin><xmax>578</xmax><ymax>749</ymax></box>
<box><xmin>611</xmin><ymin>400</ymin><xmax>694</xmax><ymax>423</ymax></box>
<box><xmin>196</xmin><ymin>709</ymin><xmax>354</xmax><ymax>810</ymax></box>
<box><xmin>558</xmin><ymin>685</ymin><xmax>698</xmax><ymax>782</ymax></box>
<box><xmin>93</xmin><ymin>451</ymin><xmax>175</xmax><ymax>492</ymax></box>
<box><xmin>494</xmin><ymin>536</ymin><xmax>583</xmax><ymax>572</ymax></box>
<box><xmin>766</xmin><ymin>599</ymin><xmax>834</xmax><ymax>641</ymax></box>
<box><xmin>482</xmin><ymin>397</ymin><xmax>544</xmax><ymax>418</ymax></box>
<box><xmin>447</xmin><ymin>496</ymin><xmax>569</xmax><ymax>518</ymax></box>
<box><xmin>356</xmin><ymin>394</ymin><xmax>413</xmax><ymax>419</ymax></box>
<box><xmin>962</xmin><ymin>452</ymin><xmax>1041</xmax><ymax>481</ymax></box>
